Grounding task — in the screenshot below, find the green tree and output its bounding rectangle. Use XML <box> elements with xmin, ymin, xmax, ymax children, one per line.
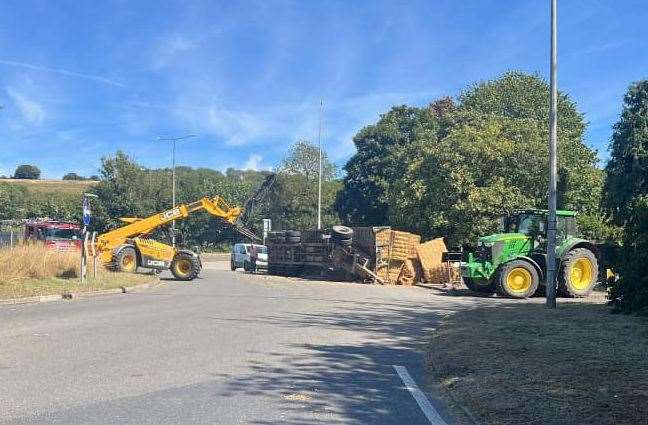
<box><xmin>62</xmin><ymin>172</ymin><xmax>85</xmax><ymax>180</ymax></box>
<box><xmin>337</xmin><ymin>72</ymin><xmax>605</xmax><ymax>247</ymax></box>
<box><xmin>335</xmin><ymin>103</ymin><xmax>449</xmax><ymax>226</ymax></box>
<box><xmin>604</xmin><ymin>80</ymin><xmax>648</xmax><ymax>314</ymax></box>
<box><xmin>13</xmin><ymin>164</ymin><xmax>41</xmax><ymax>179</ymax></box>
<box><xmin>268</xmin><ymin>140</ymin><xmax>340</xmax><ymax>230</ymax></box>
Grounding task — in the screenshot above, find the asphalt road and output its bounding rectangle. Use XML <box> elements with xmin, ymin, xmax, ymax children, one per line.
<box><xmin>0</xmin><ymin>262</ymin><xmax>478</xmax><ymax>424</ymax></box>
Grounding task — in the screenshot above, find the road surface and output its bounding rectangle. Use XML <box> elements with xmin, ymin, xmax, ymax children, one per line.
<box><xmin>0</xmin><ymin>262</ymin><xmax>478</xmax><ymax>424</ymax></box>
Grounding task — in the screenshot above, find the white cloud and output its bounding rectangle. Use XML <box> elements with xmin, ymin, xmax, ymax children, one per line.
<box><xmin>6</xmin><ymin>87</ymin><xmax>45</xmax><ymax>125</ymax></box>
<box><xmin>243</xmin><ymin>154</ymin><xmax>263</xmax><ymax>170</ymax></box>
<box><xmin>0</xmin><ymin>60</ymin><xmax>124</xmax><ymax>87</ymax></box>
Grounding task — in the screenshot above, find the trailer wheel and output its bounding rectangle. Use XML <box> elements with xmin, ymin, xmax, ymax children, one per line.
<box><xmin>497</xmin><ymin>260</ymin><xmax>539</xmax><ymax>299</ymax></box>
<box><xmin>171</xmin><ymin>252</ymin><xmax>201</xmax><ymax>281</ymax></box>
<box><xmin>114</xmin><ymin>246</ymin><xmax>138</xmax><ymax>273</ymax></box>
<box><xmin>331</xmin><ymin>225</ymin><xmax>353</xmax><ymax>240</ymax></box>
<box><xmin>559</xmin><ymin>248</ymin><xmax>598</xmax><ymax>297</ymax></box>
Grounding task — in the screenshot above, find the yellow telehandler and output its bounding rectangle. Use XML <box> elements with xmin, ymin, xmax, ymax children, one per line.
<box><xmin>95</xmin><ymin>196</ymin><xmax>260</xmax><ymax>280</ymax></box>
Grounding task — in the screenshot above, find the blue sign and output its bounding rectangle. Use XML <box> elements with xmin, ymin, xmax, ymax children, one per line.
<box><xmin>83</xmin><ymin>197</ymin><xmax>91</xmax><ymax>226</ymax></box>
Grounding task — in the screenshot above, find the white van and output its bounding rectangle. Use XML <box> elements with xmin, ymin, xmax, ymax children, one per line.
<box><xmin>230</xmin><ymin>243</ymin><xmax>268</xmax><ymax>272</ymax></box>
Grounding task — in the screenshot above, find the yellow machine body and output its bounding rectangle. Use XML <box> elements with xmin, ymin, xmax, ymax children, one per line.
<box><xmin>96</xmin><ymin>196</ymin><xmax>254</xmax><ymax>274</ymax></box>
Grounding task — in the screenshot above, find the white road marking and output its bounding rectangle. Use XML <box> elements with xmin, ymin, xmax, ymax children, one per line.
<box><xmin>393</xmin><ymin>365</ymin><xmax>448</xmax><ymax>425</ymax></box>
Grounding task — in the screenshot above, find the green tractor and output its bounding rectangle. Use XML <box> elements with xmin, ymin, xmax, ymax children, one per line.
<box><xmin>461</xmin><ymin>209</ymin><xmax>602</xmax><ymax>299</ymax></box>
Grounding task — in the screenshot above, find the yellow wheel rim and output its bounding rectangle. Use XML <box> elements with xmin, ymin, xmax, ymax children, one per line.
<box><xmin>176</xmin><ymin>259</ymin><xmax>192</xmax><ymax>277</ymax></box>
<box><xmin>570</xmin><ymin>257</ymin><xmax>593</xmax><ymax>290</ymax></box>
<box><xmin>121</xmin><ymin>253</ymin><xmax>136</xmax><ymax>272</ymax></box>
<box><xmin>506</xmin><ymin>267</ymin><xmax>532</xmax><ymax>293</ymax></box>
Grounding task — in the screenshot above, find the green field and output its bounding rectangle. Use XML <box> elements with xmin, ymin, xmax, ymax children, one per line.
<box><xmin>0</xmin><ymin>178</ymin><xmax>98</xmax><ymax>195</ymax></box>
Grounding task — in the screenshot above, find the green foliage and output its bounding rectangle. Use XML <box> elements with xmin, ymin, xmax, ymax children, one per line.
<box><xmin>62</xmin><ymin>172</ymin><xmax>85</xmax><ymax>180</ymax></box>
<box><xmin>337</xmin><ymin>72</ymin><xmax>606</xmax><ymax>247</ymax></box>
<box><xmin>335</xmin><ymin>103</ymin><xmax>447</xmax><ymax>225</ymax></box>
<box><xmin>604</xmin><ymin>80</ymin><xmax>648</xmax><ymax>314</ymax></box>
<box><xmin>13</xmin><ymin>164</ymin><xmax>41</xmax><ymax>179</ymax></box>
<box><xmin>269</xmin><ymin>140</ymin><xmax>340</xmax><ymax>230</ymax></box>
<box><xmin>0</xmin><ymin>182</ymin><xmax>79</xmax><ymax>222</ymax></box>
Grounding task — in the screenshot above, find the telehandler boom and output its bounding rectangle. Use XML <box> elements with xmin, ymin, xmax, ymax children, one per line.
<box><xmin>95</xmin><ymin>196</ymin><xmax>259</xmax><ymax>280</ymax></box>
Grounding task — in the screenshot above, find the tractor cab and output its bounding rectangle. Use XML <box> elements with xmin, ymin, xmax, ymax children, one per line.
<box><xmin>501</xmin><ymin>209</ymin><xmax>578</xmax><ymax>245</ymax></box>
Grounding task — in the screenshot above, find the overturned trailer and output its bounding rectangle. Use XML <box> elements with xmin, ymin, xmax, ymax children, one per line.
<box><xmin>266</xmin><ymin>226</ymin><xmax>427</xmax><ymax>284</ymax></box>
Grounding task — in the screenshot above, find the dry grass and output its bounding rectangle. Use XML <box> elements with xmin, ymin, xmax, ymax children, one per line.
<box><xmin>0</xmin><ymin>245</ymin><xmax>154</xmax><ymax>299</ymax></box>
<box><xmin>0</xmin><ymin>245</ymin><xmax>78</xmax><ymax>282</ymax></box>
<box><xmin>428</xmin><ymin>299</ymin><xmax>648</xmax><ymax>425</ymax></box>
<box><xmin>0</xmin><ymin>178</ymin><xmax>97</xmax><ymax>195</ymax></box>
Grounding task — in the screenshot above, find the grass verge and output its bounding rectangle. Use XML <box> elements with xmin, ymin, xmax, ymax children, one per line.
<box><xmin>428</xmin><ymin>299</ymin><xmax>648</xmax><ymax>425</ymax></box>
<box><xmin>0</xmin><ymin>245</ymin><xmax>155</xmax><ymax>300</ymax></box>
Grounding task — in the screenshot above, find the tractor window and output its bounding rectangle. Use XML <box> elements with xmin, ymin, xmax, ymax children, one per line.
<box><xmin>515</xmin><ymin>214</ymin><xmax>546</xmax><ymax>237</ymax></box>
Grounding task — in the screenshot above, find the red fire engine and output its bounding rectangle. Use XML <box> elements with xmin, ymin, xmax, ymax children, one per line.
<box><xmin>24</xmin><ymin>220</ymin><xmax>82</xmax><ymax>251</ymax></box>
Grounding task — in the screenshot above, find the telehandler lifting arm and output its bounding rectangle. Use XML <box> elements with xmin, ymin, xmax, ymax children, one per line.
<box><xmin>96</xmin><ymin>196</ymin><xmax>258</xmax><ymax>256</ymax></box>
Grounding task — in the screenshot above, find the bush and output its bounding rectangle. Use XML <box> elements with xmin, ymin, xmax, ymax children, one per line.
<box><xmin>13</xmin><ymin>164</ymin><xmax>41</xmax><ymax>179</ymax></box>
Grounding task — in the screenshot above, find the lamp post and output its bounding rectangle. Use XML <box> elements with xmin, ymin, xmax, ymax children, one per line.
<box><xmin>317</xmin><ymin>99</ymin><xmax>323</xmax><ymax>230</ymax></box>
<box><xmin>157</xmin><ymin>134</ymin><xmax>196</xmax><ymax>247</ymax></box>
<box><xmin>546</xmin><ymin>0</ymin><xmax>558</xmax><ymax>309</ymax></box>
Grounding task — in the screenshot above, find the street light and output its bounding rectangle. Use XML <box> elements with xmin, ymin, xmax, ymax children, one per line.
<box><xmin>157</xmin><ymin>134</ymin><xmax>196</xmax><ymax>247</ymax></box>
<box><xmin>546</xmin><ymin>0</ymin><xmax>558</xmax><ymax>309</ymax></box>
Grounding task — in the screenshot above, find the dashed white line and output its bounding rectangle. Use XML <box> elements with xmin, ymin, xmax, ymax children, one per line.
<box><xmin>393</xmin><ymin>365</ymin><xmax>448</xmax><ymax>425</ymax></box>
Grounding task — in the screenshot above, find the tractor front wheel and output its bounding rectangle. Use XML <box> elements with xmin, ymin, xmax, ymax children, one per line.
<box><xmin>171</xmin><ymin>252</ymin><xmax>201</xmax><ymax>281</ymax></box>
<box><xmin>559</xmin><ymin>248</ymin><xmax>598</xmax><ymax>297</ymax></box>
<box><xmin>463</xmin><ymin>277</ymin><xmax>495</xmax><ymax>293</ymax></box>
<box><xmin>497</xmin><ymin>260</ymin><xmax>539</xmax><ymax>299</ymax></box>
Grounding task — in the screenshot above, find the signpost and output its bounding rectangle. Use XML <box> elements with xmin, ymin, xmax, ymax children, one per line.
<box><xmin>81</xmin><ymin>193</ymin><xmax>98</xmax><ymax>284</ymax></box>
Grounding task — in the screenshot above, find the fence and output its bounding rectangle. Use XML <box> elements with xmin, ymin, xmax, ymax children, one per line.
<box><xmin>0</xmin><ymin>220</ymin><xmax>23</xmax><ymax>248</ymax></box>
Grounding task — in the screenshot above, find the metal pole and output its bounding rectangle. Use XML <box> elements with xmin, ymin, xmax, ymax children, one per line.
<box><xmin>317</xmin><ymin>99</ymin><xmax>323</xmax><ymax>230</ymax></box>
<box><xmin>172</xmin><ymin>139</ymin><xmax>176</xmax><ymax>247</ymax></box>
<box><xmin>546</xmin><ymin>0</ymin><xmax>558</xmax><ymax>309</ymax></box>
<box><xmin>157</xmin><ymin>134</ymin><xmax>195</xmax><ymax>248</ymax></box>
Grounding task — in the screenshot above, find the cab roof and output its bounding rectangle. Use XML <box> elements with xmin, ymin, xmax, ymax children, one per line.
<box><xmin>512</xmin><ymin>209</ymin><xmax>577</xmax><ymax>217</ymax></box>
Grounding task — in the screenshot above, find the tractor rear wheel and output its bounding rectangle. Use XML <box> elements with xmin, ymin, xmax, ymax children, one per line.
<box><xmin>497</xmin><ymin>260</ymin><xmax>539</xmax><ymax>299</ymax></box>
<box><xmin>114</xmin><ymin>246</ymin><xmax>138</xmax><ymax>273</ymax></box>
<box><xmin>464</xmin><ymin>277</ymin><xmax>495</xmax><ymax>293</ymax></box>
<box><xmin>559</xmin><ymin>248</ymin><xmax>598</xmax><ymax>297</ymax></box>
<box><xmin>171</xmin><ymin>252</ymin><xmax>201</xmax><ymax>281</ymax></box>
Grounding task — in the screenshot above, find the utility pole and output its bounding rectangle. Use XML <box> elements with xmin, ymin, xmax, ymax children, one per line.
<box><xmin>158</xmin><ymin>134</ymin><xmax>196</xmax><ymax>247</ymax></box>
<box><xmin>546</xmin><ymin>0</ymin><xmax>558</xmax><ymax>309</ymax></box>
<box><xmin>317</xmin><ymin>99</ymin><xmax>324</xmax><ymax>230</ymax></box>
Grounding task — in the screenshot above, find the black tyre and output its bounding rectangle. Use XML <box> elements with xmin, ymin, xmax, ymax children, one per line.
<box><xmin>286</xmin><ymin>236</ymin><xmax>301</xmax><ymax>244</ymax></box>
<box><xmin>496</xmin><ymin>260</ymin><xmax>539</xmax><ymax>299</ymax></box>
<box><xmin>333</xmin><ymin>237</ymin><xmax>353</xmax><ymax>247</ymax></box>
<box><xmin>230</xmin><ymin>259</ymin><xmax>237</xmax><ymax>271</ymax></box>
<box><xmin>559</xmin><ymin>248</ymin><xmax>598</xmax><ymax>297</ymax></box>
<box><xmin>170</xmin><ymin>252</ymin><xmax>201</xmax><ymax>281</ymax></box>
<box><xmin>285</xmin><ymin>230</ymin><xmax>301</xmax><ymax>238</ymax></box>
<box><xmin>114</xmin><ymin>246</ymin><xmax>138</xmax><ymax>273</ymax></box>
<box><xmin>464</xmin><ymin>277</ymin><xmax>495</xmax><ymax>293</ymax></box>
<box><xmin>331</xmin><ymin>225</ymin><xmax>353</xmax><ymax>240</ymax></box>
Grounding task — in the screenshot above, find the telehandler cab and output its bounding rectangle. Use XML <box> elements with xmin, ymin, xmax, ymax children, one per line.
<box><xmin>461</xmin><ymin>209</ymin><xmax>604</xmax><ymax>298</ymax></box>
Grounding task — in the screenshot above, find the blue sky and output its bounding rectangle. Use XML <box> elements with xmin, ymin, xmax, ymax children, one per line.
<box><xmin>0</xmin><ymin>1</ymin><xmax>646</xmax><ymax>178</ymax></box>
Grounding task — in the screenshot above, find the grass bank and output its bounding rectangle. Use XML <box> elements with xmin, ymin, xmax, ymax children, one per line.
<box><xmin>428</xmin><ymin>299</ymin><xmax>648</xmax><ymax>425</ymax></box>
<box><xmin>0</xmin><ymin>178</ymin><xmax>97</xmax><ymax>195</ymax></box>
<box><xmin>0</xmin><ymin>245</ymin><xmax>154</xmax><ymax>300</ymax></box>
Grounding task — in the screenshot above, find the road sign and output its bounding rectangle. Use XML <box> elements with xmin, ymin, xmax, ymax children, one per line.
<box><xmin>83</xmin><ymin>197</ymin><xmax>91</xmax><ymax>226</ymax></box>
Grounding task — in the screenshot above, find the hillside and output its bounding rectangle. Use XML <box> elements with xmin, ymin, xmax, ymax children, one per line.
<box><xmin>0</xmin><ymin>179</ymin><xmax>98</xmax><ymax>195</ymax></box>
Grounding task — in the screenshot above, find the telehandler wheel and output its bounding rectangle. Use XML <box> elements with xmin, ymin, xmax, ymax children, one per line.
<box><xmin>497</xmin><ymin>260</ymin><xmax>539</xmax><ymax>299</ymax></box>
<box><xmin>171</xmin><ymin>252</ymin><xmax>201</xmax><ymax>281</ymax></box>
<box><xmin>559</xmin><ymin>248</ymin><xmax>598</xmax><ymax>297</ymax></box>
<box><xmin>463</xmin><ymin>277</ymin><xmax>495</xmax><ymax>293</ymax></box>
<box><xmin>114</xmin><ymin>246</ymin><xmax>138</xmax><ymax>273</ymax></box>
